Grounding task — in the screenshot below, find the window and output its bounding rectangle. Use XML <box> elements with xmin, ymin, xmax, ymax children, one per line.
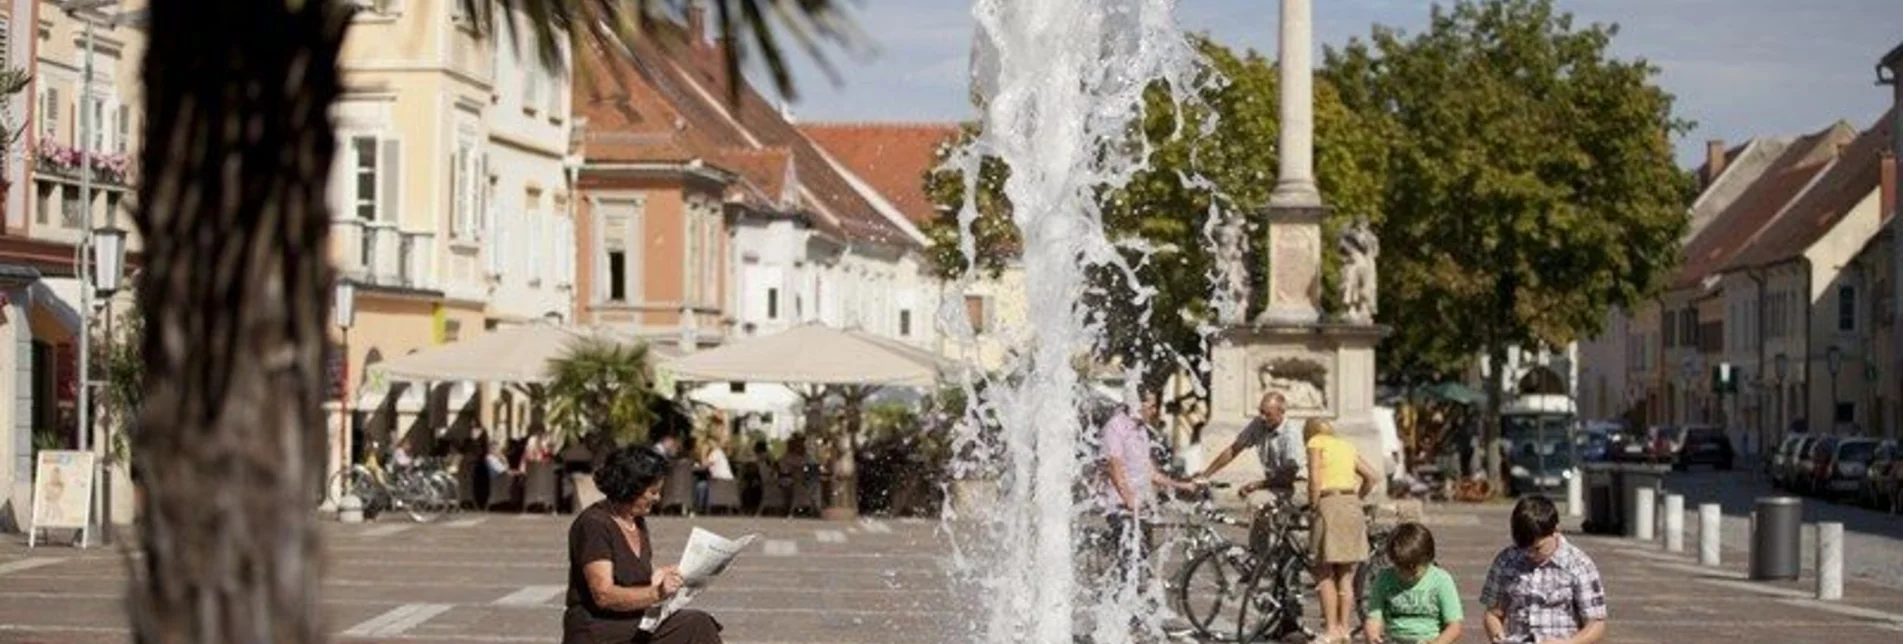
<box><xmin>685</xmin><ymin>207</ymin><xmax>702</xmax><ymax>305</ymax></box>
<box><xmin>1838</xmin><ymin>285</ymin><xmax>1856</xmax><ymax>332</ymax></box>
<box><xmin>1663</xmin><ymin>311</ymin><xmax>1677</xmax><ymax>348</ymax></box>
<box><xmin>1835</xmin><ymin>402</ymin><xmax>1854</xmax><ymax>426</ymax></box>
<box><xmin>899</xmin><ymin>309</ymin><xmax>913</xmax><ymax>337</ymax></box>
<box><xmin>599</xmin><ymin>199</ymin><xmax>639</xmax><ymax>303</ymax></box>
<box><xmin>522</xmin><ymin>66</ymin><xmax>540</xmax><ymax>115</ymax></box>
<box><xmin>60</xmin><ymin>185</ymin><xmax>80</xmax><ymax>227</ymax></box>
<box><xmin>41</xmin><ymin>87</ymin><xmax>59</xmax><ymax>140</ymax></box>
<box><xmin>766</xmin><ymin>288</ymin><xmax>779</xmax><ymax>319</ymax></box>
<box><xmin>352</xmin><ymin>136</ymin><xmax>378</xmax><ymax>220</ymax></box>
<box><xmin>965</xmin><ymin>295</ymin><xmax>988</xmax><ymax>333</ymax></box>
<box><xmin>35</xmin><ymin>182</ymin><xmax>52</xmax><ymax>225</ymax></box>
<box><xmin>89</xmin><ymin>97</ymin><xmax>106</xmax><ymax>153</ymax></box>
<box><xmin>607</xmin><ymin>252</ymin><xmax>628</xmax><ymax>301</ymax></box>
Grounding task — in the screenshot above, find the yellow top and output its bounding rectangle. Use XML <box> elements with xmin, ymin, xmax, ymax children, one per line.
<box><xmin>1307</xmin><ymin>433</ymin><xmax>1358</xmax><ymax>491</ymax></box>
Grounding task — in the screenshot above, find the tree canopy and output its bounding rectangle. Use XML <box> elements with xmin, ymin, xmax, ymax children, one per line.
<box><xmin>1324</xmin><ymin>0</ymin><xmax>1693</xmax><ymax>383</ymax></box>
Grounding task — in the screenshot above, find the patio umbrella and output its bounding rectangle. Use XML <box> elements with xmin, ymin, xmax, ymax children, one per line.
<box><xmin>368</xmin><ymin>324</ymin><xmax>644</xmax><ymax>384</ymax></box>
<box><xmin>658</xmin><ymin>323</ymin><xmax>956</xmax><ymax>387</ymax></box>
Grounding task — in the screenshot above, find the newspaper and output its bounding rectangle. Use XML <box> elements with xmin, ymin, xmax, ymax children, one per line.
<box><xmin>639</xmin><ymin>527</ymin><xmax>759</xmax><ymax>632</ymax></box>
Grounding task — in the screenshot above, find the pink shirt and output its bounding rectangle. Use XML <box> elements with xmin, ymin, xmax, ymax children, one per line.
<box><xmin>1100</xmin><ymin>410</ymin><xmax>1154</xmax><ymax>513</ymax></box>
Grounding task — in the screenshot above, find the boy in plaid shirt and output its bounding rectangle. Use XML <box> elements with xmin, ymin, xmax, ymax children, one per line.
<box><xmin>1480</xmin><ymin>496</ymin><xmax>1608</xmax><ymax>643</ymax></box>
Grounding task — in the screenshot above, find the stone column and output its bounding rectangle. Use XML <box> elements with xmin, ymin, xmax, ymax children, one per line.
<box><xmin>1257</xmin><ymin>0</ymin><xmax>1325</xmax><ymax>325</ymax></box>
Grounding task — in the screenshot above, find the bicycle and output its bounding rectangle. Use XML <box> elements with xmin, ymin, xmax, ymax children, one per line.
<box><xmin>324</xmin><ymin>459</ymin><xmax>459</xmax><ymax>523</ymax></box>
<box><xmin>1175</xmin><ymin>493</ymin><xmax>1397</xmax><ymax>643</ymax></box>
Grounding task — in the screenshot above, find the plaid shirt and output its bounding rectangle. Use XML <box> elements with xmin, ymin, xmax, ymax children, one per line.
<box><xmin>1479</xmin><ymin>536</ymin><xmax>1608</xmax><ymax>642</ymax></box>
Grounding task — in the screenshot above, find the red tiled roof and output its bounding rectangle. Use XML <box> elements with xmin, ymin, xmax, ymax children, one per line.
<box><xmin>1726</xmin><ymin>109</ymin><xmax>1895</xmax><ymax>272</ymax></box>
<box><xmin>800</xmin><ymin>123</ymin><xmax>961</xmax><ymax>225</ymax></box>
<box><xmin>574</xmin><ymin>22</ymin><xmax>918</xmax><ymax>247</ymax></box>
<box><xmin>705</xmin><ymin>147</ymin><xmax>793</xmax><ymax>208</ymax></box>
<box><xmin>1669</xmin><ymin>123</ymin><xmax>1855</xmax><ymax>289</ymax></box>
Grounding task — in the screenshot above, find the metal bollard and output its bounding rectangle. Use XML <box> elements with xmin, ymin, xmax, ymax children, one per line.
<box><xmin>1634</xmin><ymin>487</ymin><xmax>1656</xmax><ymax>541</ymax></box>
<box><xmin>1818</xmin><ymin>522</ymin><xmax>1843</xmax><ymax>601</ymax></box>
<box><xmin>1699</xmin><ymin>503</ymin><xmax>1722</xmax><ymax>566</ymax></box>
<box><xmin>1663</xmin><ymin>494</ymin><xmax>1684</xmax><ymax>552</ymax></box>
<box><xmin>1567</xmin><ymin>472</ymin><xmax>1584</xmax><ymax>518</ymax></box>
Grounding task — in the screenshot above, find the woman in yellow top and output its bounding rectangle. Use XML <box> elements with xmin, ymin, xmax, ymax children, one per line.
<box><xmin>1305</xmin><ymin>418</ymin><xmax>1380</xmax><ymax>644</ymax></box>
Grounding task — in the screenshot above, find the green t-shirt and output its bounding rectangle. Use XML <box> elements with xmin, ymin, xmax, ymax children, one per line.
<box><xmin>1367</xmin><ymin>564</ymin><xmax>1463</xmax><ymax>641</ymax></box>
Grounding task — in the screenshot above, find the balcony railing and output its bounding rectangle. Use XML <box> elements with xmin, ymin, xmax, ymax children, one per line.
<box><xmin>331</xmin><ymin>219</ymin><xmax>436</xmax><ymax>290</ymax></box>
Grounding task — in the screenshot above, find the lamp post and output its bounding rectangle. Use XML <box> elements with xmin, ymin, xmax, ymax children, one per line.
<box><xmin>334</xmin><ymin>279</ymin><xmax>357</xmax><ymax>503</ymax></box>
<box><xmin>1775</xmin><ymin>352</ymin><xmax>1790</xmax><ymax>436</ymax></box>
<box><xmin>1827</xmin><ymin>345</ymin><xmax>1843</xmax><ymax>432</ymax></box>
<box><xmin>89</xmin><ymin>225</ymin><xmax>125</xmax><ymax>544</ymax></box>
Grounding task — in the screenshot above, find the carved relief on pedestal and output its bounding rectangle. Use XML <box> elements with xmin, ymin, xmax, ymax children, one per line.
<box><xmin>1268</xmin><ymin>224</ymin><xmax>1321</xmax><ymax>312</ymax></box>
<box><xmin>1254</xmin><ymin>354</ymin><xmax>1332</xmax><ymax>414</ymax></box>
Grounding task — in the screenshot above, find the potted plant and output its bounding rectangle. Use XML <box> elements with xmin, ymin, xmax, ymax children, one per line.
<box><xmin>544</xmin><ymin>338</ymin><xmax>659</xmax><ymax>509</ymax></box>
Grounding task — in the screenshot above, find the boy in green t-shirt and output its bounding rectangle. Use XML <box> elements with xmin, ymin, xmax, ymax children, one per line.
<box><xmin>1365</xmin><ymin>522</ymin><xmax>1464</xmax><ymax>644</ymax></box>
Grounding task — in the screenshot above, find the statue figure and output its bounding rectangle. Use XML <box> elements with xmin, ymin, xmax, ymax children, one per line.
<box><xmin>1214</xmin><ymin>216</ymin><xmax>1250</xmax><ymax>325</ymax></box>
<box><xmin>1339</xmin><ymin>216</ymin><xmax>1379</xmax><ymax>323</ymax></box>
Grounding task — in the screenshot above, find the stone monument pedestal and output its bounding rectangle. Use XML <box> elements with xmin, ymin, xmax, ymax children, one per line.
<box><xmin>1202</xmin><ymin>322</ymin><xmax>1390</xmax><ymax>497</ymax></box>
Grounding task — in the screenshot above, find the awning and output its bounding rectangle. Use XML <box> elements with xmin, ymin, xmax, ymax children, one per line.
<box><xmin>368</xmin><ymin>324</ymin><xmax>646</xmax><ymax>384</ymax></box>
<box><xmin>29</xmin><ymin>278</ymin><xmax>85</xmax><ymax>334</ymax></box>
<box><xmin>659</xmin><ymin>323</ymin><xmax>958</xmax><ymax>388</ymax></box>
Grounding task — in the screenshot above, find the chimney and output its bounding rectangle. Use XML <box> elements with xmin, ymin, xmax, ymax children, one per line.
<box><xmin>1882</xmin><ymin>152</ymin><xmax>1896</xmax><ymax>219</ymax></box>
<box><xmin>1704</xmin><ymin>139</ymin><xmax>1728</xmax><ymax>185</ymax></box>
<box><xmin>687</xmin><ymin>3</ymin><xmax>708</xmax><ymax>50</ymax></box>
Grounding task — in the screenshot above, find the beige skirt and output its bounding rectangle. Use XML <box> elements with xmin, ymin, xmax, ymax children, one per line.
<box><xmin>1310</xmin><ymin>494</ymin><xmax>1368</xmax><ymax>564</ymax></box>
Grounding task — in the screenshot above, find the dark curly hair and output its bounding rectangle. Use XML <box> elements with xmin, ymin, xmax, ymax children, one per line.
<box><xmin>593</xmin><ymin>445</ymin><xmax>670</xmax><ymax>504</ymax></box>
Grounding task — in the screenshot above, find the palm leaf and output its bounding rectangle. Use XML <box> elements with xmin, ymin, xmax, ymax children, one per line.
<box><xmin>462</xmin><ymin>0</ymin><xmax>861</xmax><ymax>103</ymax></box>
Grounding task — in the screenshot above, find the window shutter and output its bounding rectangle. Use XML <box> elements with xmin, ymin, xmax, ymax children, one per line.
<box><xmin>448</xmin><ymin>150</ymin><xmax>462</xmax><ymax>237</ymax></box>
<box><xmin>484</xmin><ymin>200</ymin><xmax>502</xmax><ymax>277</ymax></box>
<box><xmin>379</xmin><ymin>138</ymin><xmax>401</xmax><ymax>223</ymax></box>
<box><xmin>115</xmin><ymin>104</ymin><xmax>128</xmax><ymax>155</ymax></box>
<box><xmin>43</xmin><ymin>88</ymin><xmax>58</xmax><ymax>139</ymax></box>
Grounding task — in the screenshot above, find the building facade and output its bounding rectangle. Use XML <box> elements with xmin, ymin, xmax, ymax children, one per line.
<box><xmin>0</xmin><ymin>0</ymin><xmax>148</xmax><ymax>530</ymax></box>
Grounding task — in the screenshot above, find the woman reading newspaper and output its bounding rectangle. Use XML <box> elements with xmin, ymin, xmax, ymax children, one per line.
<box><xmin>565</xmin><ymin>446</ymin><xmax>724</xmax><ymax>643</ymax></box>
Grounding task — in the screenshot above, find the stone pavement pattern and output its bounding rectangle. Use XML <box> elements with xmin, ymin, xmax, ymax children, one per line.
<box><xmin>0</xmin><ymin>502</ymin><xmax>1898</xmax><ymax>643</ymax></box>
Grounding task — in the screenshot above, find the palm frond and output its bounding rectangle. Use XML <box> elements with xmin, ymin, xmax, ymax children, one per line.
<box><xmin>465</xmin><ymin>0</ymin><xmax>860</xmax><ymax>102</ymax></box>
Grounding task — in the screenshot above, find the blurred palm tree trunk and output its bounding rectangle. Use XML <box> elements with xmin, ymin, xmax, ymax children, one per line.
<box><xmin>126</xmin><ymin>1</ymin><xmax>348</xmax><ymax>641</ymax></box>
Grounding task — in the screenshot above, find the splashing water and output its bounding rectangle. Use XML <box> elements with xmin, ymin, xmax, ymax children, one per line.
<box><xmin>940</xmin><ymin>1</ymin><xmax>1206</xmax><ymax>641</ymax></box>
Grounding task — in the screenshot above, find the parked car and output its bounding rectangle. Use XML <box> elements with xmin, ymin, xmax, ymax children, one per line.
<box><xmin>1812</xmin><ymin>437</ymin><xmax>1876</xmax><ymax>498</ymax></box>
<box><xmin>1674</xmin><ymin>426</ymin><xmax>1735</xmax><ymax>471</ymax></box>
<box><xmin>1613</xmin><ymin>425</ymin><xmax>1673</xmax><ymax>463</ymax></box>
<box><xmin>1781</xmin><ymin>435</ymin><xmax>1821</xmax><ymax>492</ymax></box>
<box><xmin>1765</xmin><ymin>434</ymin><xmax>1811</xmax><ymax>491</ymax></box>
<box><xmin>1860</xmin><ymin>440</ymin><xmax>1901</xmax><ymax>513</ymax></box>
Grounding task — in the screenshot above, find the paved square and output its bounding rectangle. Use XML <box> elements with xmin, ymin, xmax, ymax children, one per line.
<box><xmin>1</xmin><ymin>503</ymin><xmax>1899</xmax><ymax>642</ymax></box>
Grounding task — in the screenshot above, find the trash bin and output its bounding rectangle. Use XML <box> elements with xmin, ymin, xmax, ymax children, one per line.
<box><xmin>1617</xmin><ymin>464</ymin><xmax>1667</xmax><ymax>537</ymax></box>
<box><xmin>1582</xmin><ymin>463</ymin><xmax>1618</xmax><ymax>534</ymax></box>
<box><xmin>1751</xmin><ymin>496</ymin><xmax>1802</xmax><ymax>581</ymax></box>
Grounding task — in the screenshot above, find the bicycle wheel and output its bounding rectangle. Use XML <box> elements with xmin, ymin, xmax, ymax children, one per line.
<box><xmin>1173</xmin><ymin>546</ymin><xmax>1267</xmax><ymax>642</ymax></box>
<box><xmin>1239</xmin><ymin>551</ymin><xmax>1309</xmax><ymax>643</ymax></box>
<box><xmin>1354</xmin><ymin>527</ymin><xmax>1394</xmax><ymax>626</ymax></box>
<box><xmin>396</xmin><ymin>476</ymin><xmax>444</xmax><ymax>523</ymax></box>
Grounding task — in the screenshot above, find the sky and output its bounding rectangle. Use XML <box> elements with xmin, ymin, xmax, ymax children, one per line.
<box><xmin>763</xmin><ymin>0</ymin><xmax>1903</xmax><ymax>168</ymax></box>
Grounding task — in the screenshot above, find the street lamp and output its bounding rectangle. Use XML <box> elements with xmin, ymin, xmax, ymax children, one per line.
<box><xmin>88</xmin><ymin>225</ymin><xmax>124</xmax><ymax>544</ymax></box>
<box><xmin>1827</xmin><ymin>345</ymin><xmax>1843</xmax><ymax>432</ymax></box>
<box><xmin>334</xmin><ymin>279</ymin><xmax>356</xmax><ymax>502</ymax></box>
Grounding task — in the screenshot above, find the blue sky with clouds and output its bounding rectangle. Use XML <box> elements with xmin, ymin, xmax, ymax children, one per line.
<box><xmin>767</xmin><ymin>0</ymin><xmax>1903</xmax><ymax>167</ymax></box>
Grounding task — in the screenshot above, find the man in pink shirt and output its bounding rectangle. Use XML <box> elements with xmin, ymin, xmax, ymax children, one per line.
<box><xmin>1103</xmin><ymin>390</ymin><xmax>1201</xmax><ymax>587</ymax></box>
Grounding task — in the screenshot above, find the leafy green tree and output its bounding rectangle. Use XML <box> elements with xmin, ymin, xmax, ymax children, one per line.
<box><xmin>127</xmin><ymin>1</ymin><xmax>850</xmax><ymax>639</ymax></box>
<box><xmin>1323</xmin><ymin>0</ymin><xmax>1693</xmax><ymax>485</ymax></box>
